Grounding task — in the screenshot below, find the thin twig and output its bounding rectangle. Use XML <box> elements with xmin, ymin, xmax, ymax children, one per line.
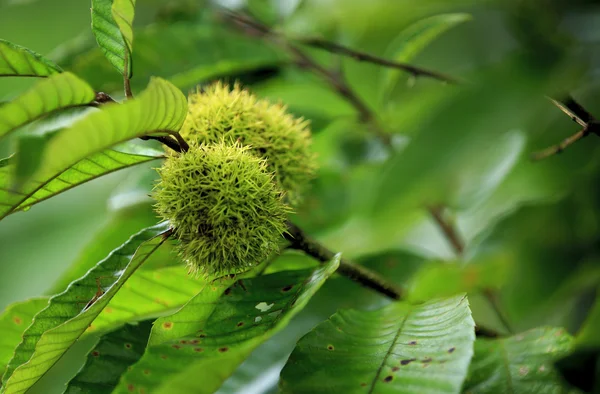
<box><xmin>482</xmin><ymin>288</ymin><xmax>514</xmax><ymax>335</ymax></box>
<box><xmin>297</xmin><ymin>37</ymin><xmax>460</xmax><ymax>84</ymax></box>
<box><xmin>532</xmin><ymin>96</ymin><xmax>600</xmax><ymax>160</ymax></box>
<box><xmin>428</xmin><ymin>205</ymin><xmax>512</xmax><ymax>335</ymax></box>
<box><xmin>428</xmin><ymin>205</ymin><xmax>464</xmax><ymax>255</ymax></box>
<box><xmin>285</xmin><ymin>221</ymin><xmax>403</xmax><ymax>300</ymax></box>
<box><xmin>222</xmin><ymin>10</ymin><xmax>392</xmax><ymax>147</ymax></box>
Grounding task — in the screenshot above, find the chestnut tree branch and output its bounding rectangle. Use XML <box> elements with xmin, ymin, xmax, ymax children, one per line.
<box><xmin>285</xmin><ymin>221</ymin><xmax>403</xmax><ymax>300</ymax></box>
<box><xmin>222</xmin><ymin>10</ymin><xmax>392</xmax><ymax>146</ymax></box>
<box><xmin>296</xmin><ymin>37</ymin><xmax>460</xmax><ymax>84</ymax></box>
<box><xmin>428</xmin><ymin>205</ymin><xmax>513</xmax><ymax>335</ymax></box>
<box><xmin>532</xmin><ymin>96</ymin><xmax>600</xmax><ymax>160</ymax></box>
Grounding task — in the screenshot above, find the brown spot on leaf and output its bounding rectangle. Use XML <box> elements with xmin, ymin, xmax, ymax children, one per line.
<box><xmin>218</xmin><ymin>347</ymin><xmax>229</xmax><ymax>352</ymax></box>
<box><xmin>383</xmin><ymin>376</ymin><xmax>393</xmax><ymax>383</ymax></box>
<box><xmin>422</xmin><ymin>357</ymin><xmax>432</xmax><ymax>363</ymax></box>
<box><xmin>408</xmin><ymin>341</ymin><xmax>417</xmax><ymax>345</ymax></box>
<box><xmin>392</xmin><ymin>366</ymin><xmax>399</xmax><ymax>372</ymax></box>
<box><xmin>13</xmin><ymin>317</ymin><xmax>22</xmax><ymax>325</ymax></box>
<box><xmin>91</xmin><ymin>351</ymin><xmax>100</xmax><ymax>357</ymax></box>
<box><xmin>191</xmin><ymin>339</ymin><xmax>200</xmax><ymax>344</ymax></box>
<box><xmin>194</xmin><ymin>347</ymin><xmax>204</xmax><ymax>352</ymax></box>
<box><xmin>143</xmin><ymin>370</ymin><xmax>150</xmax><ymax>375</ymax></box>
<box><xmin>237</xmin><ymin>322</ymin><xmax>244</xmax><ymax>327</ymax></box>
<box><xmin>160</xmin><ymin>355</ymin><xmax>168</xmax><ymax>360</ymax></box>
<box><xmin>198</xmin><ymin>334</ymin><xmax>206</xmax><ymax>338</ymax></box>
<box><xmin>448</xmin><ymin>347</ymin><xmax>455</xmax><ymax>353</ymax></box>
<box><xmin>400</xmin><ymin>358</ymin><xmax>416</xmax><ymax>365</ymax></box>
<box><xmin>125</xmin><ymin>343</ymin><xmax>132</xmax><ymax>349</ymax></box>
<box><xmin>172</xmin><ymin>344</ymin><xmax>181</xmax><ymax>349</ymax></box>
<box><xmin>282</xmin><ymin>285</ymin><xmax>293</xmax><ymax>292</ymax></box>
<box><xmin>224</xmin><ymin>288</ymin><xmax>232</xmax><ymax>296</ymax></box>
<box><xmin>163</xmin><ymin>322</ymin><xmax>173</xmax><ymax>329</ymax></box>
<box><xmin>180</xmin><ymin>340</ymin><xmax>188</xmax><ymax>344</ymax></box>
<box><xmin>104</xmin><ymin>307</ymin><xmax>113</xmax><ymax>314</ymax></box>
<box><xmin>360</xmin><ymin>383</ymin><xmax>367</xmax><ymax>387</ymax></box>
<box><xmin>127</xmin><ymin>384</ymin><xmax>135</xmax><ymax>392</ymax></box>
<box><xmin>327</xmin><ymin>345</ymin><xmax>334</xmax><ymax>351</ymax></box>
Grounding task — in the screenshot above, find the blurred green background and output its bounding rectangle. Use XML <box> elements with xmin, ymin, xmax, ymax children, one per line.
<box><xmin>2</xmin><ymin>0</ymin><xmax>600</xmax><ymax>392</ymax></box>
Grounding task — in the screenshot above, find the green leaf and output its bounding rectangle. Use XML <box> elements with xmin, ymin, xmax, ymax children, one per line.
<box><xmin>463</xmin><ymin>327</ymin><xmax>574</xmax><ymax>393</ymax></box>
<box><xmin>0</xmin><ymin>144</ymin><xmax>164</xmax><ymax>219</ymax></box>
<box><xmin>113</xmin><ymin>256</ymin><xmax>340</xmax><ymax>394</ymax></box>
<box><xmin>280</xmin><ymin>295</ymin><xmax>475</xmax><ymax>394</ymax></box>
<box><xmin>380</xmin><ymin>13</ymin><xmax>471</xmax><ymax>101</ymax></box>
<box><xmin>66</xmin><ymin>321</ymin><xmax>152</xmax><ymax>394</ymax></box>
<box><xmin>1</xmin><ymin>223</ymin><xmax>170</xmax><ymax>393</ymax></box>
<box><xmin>89</xmin><ymin>266</ymin><xmax>205</xmax><ymax>336</ymax></box>
<box><xmin>407</xmin><ymin>253</ymin><xmax>513</xmax><ymax>302</ymax></box>
<box><xmin>0</xmin><ymin>40</ymin><xmax>62</xmax><ymax>77</ymax></box>
<box><xmin>575</xmin><ymin>288</ymin><xmax>600</xmax><ymax>349</ymax></box>
<box><xmin>91</xmin><ymin>0</ymin><xmax>132</xmax><ymax>77</ymax></box>
<box><xmin>0</xmin><ymin>77</ymin><xmax>184</xmax><ymax>220</ymax></box>
<box><xmin>0</xmin><ymin>72</ymin><xmax>95</xmax><ymax>142</ymax></box>
<box><xmin>111</xmin><ymin>0</ymin><xmax>136</xmax><ymax>55</ymax></box>
<box><xmin>48</xmin><ymin>201</ymin><xmax>162</xmax><ymax>294</ymax></box>
<box><xmin>39</xmin><ymin>77</ymin><xmax>185</xmax><ymax>175</ymax></box>
<box><xmin>0</xmin><ymin>298</ymin><xmax>49</xmax><ymax>378</ymax></box>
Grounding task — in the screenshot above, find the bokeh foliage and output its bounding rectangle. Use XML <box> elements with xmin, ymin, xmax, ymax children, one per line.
<box><xmin>1</xmin><ymin>0</ymin><xmax>600</xmax><ymax>393</ymax></box>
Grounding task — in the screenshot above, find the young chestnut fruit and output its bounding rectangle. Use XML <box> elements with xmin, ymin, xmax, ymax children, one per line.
<box><xmin>153</xmin><ymin>142</ymin><xmax>290</xmax><ymax>276</ymax></box>
<box><xmin>179</xmin><ymin>82</ymin><xmax>317</xmax><ymax>205</ymax></box>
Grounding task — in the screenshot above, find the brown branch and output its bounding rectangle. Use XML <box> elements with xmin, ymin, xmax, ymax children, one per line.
<box><xmin>428</xmin><ymin>205</ymin><xmax>465</xmax><ymax>255</ymax></box>
<box><xmin>532</xmin><ymin>96</ymin><xmax>600</xmax><ymax>160</ymax></box>
<box><xmin>428</xmin><ymin>205</ymin><xmax>512</xmax><ymax>335</ymax></box>
<box><xmin>222</xmin><ymin>10</ymin><xmax>392</xmax><ymax>147</ymax></box>
<box><xmin>139</xmin><ymin>135</ymin><xmax>183</xmax><ymax>153</ymax></box>
<box><xmin>285</xmin><ymin>221</ymin><xmax>403</xmax><ymax>300</ymax></box>
<box><xmin>172</xmin><ymin>132</ymin><xmax>190</xmax><ymax>152</ymax></box>
<box><xmin>297</xmin><ymin>37</ymin><xmax>460</xmax><ymax>84</ymax></box>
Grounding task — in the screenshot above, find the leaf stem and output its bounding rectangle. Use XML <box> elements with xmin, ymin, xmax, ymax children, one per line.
<box><xmin>172</xmin><ymin>132</ymin><xmax>190</xmax><ymax>152</ymax></box>
<box><xmin>284</xmin><ymin>221</ymin><xmax>403</xmax><ymax>300</ymax></box>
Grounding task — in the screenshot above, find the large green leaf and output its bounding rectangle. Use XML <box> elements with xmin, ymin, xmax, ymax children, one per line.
<box><xmin>91</xmin><ymin>0</ymin><xmax>132</xmax><ymax>77</ymax></box>
<box><xmin>48</xmin><ymin>201</ymin><xmax>163</xmax><ymax>294</ymax></box>
<box><xmin>66</xmin><ymin>321</ymin><xmax>152</xmax><ymax>394</ymax></box>
<box><xmin>463</xmin><ymin>327</ymin><xmax>574</xmax><ymax>393</ymax></box>
<box><xmin>0</xmin><ymin>77</ymin><xmax>184</xmax><ymax>220</ymax></box>
<box><xmin>0</xmin><ymin>40</ymin><xmax>62</xmax><ymax>77</ymax></box>
<box><xmin>112</xmin><ymin>256</ymin><xmax>340</xmax><ymax>394</ymax></box>
<box><xmin>0</xmin><ymin>144</ymin><xmax>164</xmax><ymax>219</ymax></box>
<box><xmin>280</xmin><ymin>295</ymin><xmax>475</xmax><ymax>394</ymax></box>
<box><xmin>379</xmin><ymin>13</ymin><xmax>471</xmax><ymax>102</ymax></box>
<box><xmin>39</xmin><ymin>77</ymin><xmax>185</xmax><ymax>175</ymax></box>
<box><xmin>112</xmin><ymin>0</ymin><xmax>136</xmax><ymax>53</ymax></box>
<box><xmin>0</xmin><ymin>72</ymin><xmax>95</xmax><ymax>142</ymax></box>
<box><xmin>89</xmin><ymin>266</ymin><xmax>204</xmax><ymax>336</ymax></box>
<box><xmin>0</xmin><ymin>298</ymin><xmax>49</xmax><ymax>378</ymax></box>
<box><xmin>1</xmin><ymin>223</ymin><xmax>170</xmax><ymax>394</ymax></box>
